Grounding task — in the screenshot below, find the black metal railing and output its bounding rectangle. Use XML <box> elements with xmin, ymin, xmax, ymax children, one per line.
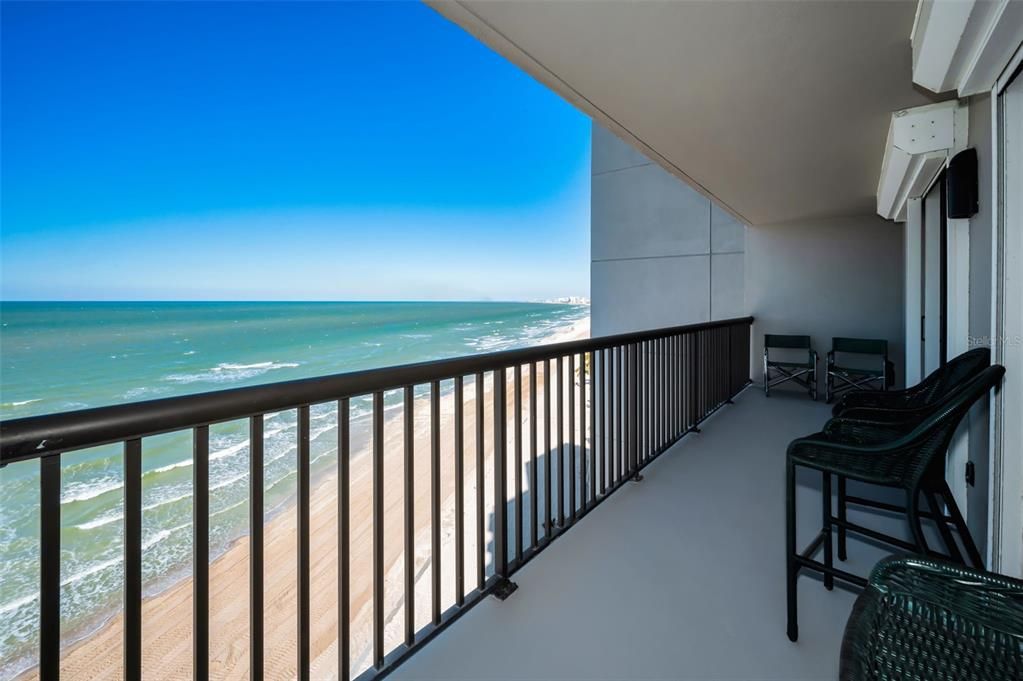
<box><xmin>0</xmin><ymin>316</ymin><xmax>753</xmax><ymax>681</ymax></box>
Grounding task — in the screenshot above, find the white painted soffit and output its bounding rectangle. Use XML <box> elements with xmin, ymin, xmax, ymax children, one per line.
<box><xmin>428</xmin><ymin>0</ymin><xmax>946</xmax><ymax>227</ymax></box>
<box><xmin>912</xmin><ymin>0</ymin><xmax>1023</xmax><ymax>96</ymax></box>
<box><xmin>877</xmin><ymin>100</ymin><xmax>961</xmax><ymax>222</ymax></box>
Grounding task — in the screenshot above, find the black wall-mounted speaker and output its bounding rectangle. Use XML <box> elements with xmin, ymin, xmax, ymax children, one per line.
<box><xmin>947</xmin><ymin>148</ymin><xmax>978</xmax><ymax>219</ymax></box>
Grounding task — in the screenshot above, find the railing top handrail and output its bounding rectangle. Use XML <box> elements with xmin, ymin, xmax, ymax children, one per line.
<box><xmin>0</xmin><ymin>316</ymin><xmax>752</xmax><ymax>464</ymax></box>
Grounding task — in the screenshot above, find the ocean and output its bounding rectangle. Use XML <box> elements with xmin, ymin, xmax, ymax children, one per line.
<box><xmin>0</xmin><ymin>301</ymin><xmax>588</xmax><ymax>678</ymax></box>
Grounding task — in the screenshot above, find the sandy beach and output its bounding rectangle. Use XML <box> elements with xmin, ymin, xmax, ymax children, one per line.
<box><xmin>26</xmin><ymin>317</ymin><xmax>590</xmax><ymax>681</ymax></box>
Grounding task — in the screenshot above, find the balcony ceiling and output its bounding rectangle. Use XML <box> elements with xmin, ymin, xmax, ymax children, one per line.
<box><xmin>428</xmin><ymin>0</ymin><xmax>949</xmax><ymax>226</ymax></box>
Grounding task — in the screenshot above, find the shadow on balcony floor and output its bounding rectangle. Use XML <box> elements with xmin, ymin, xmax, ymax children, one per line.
<box><xmin>393</xmin><ymin>386</ymin><xmax>912</xmax><ymax>680</ymax></box>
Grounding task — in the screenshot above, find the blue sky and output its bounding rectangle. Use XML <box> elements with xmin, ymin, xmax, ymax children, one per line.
<box><xmin>0</xmin><ymin>1</ymin><xmax>591</xmax><ymax>301</ymax></box>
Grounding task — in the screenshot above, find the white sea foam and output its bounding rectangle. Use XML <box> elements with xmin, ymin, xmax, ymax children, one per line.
<box><xmin>61</xmin><ymin>479</ymin><xmax>123</xmax><ymax>504</ymax></box>
<box><xmin>142</xmin><ymin>529</ymin><xmax>173</xmax><ymax>551</ymax></box>
<box><xmin>74</xmin><ymin>510</ymin><xmax>124</xmax><ymax>531</ymax></box>
<box><xmin>72</xmin><ymin>484</ymin><xmax>208</xmax><ymax>530</ymax></box>
<box><xmin>163</xmin><ymin>361</ymin><xmax>300</xmax><ymax>384</ymax></box>
<box><xmin>150</xmin><ymin>458</ymin><xmax>193</xmax><ymax>474</ymax></box>
<box><xmin>0</xmin><ymin>592</ymin><xmax>38</xmax><ymax>616</ymax></box>
<box><xmin>4</xmin><ymin>398</ymin><xmax>41</xmax><ymax>407</ymax></box>
<box><xmin>210</xmin><ymin>471</ymin><xmax>248</xmax><ymax>492</ymax></box>
<box><xmin>61</xmin><ymin>556</ymin><xmax>123</xmax><ymax>588</ymax></box>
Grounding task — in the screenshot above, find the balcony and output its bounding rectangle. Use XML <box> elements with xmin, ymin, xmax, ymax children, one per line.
<box><xmin>393</xmin><ymin>387</ymin><xmax>901</xmax><ymax>681</ymax></box>
<box><xmin>3</xmin><ymin>318</ymin><xmax>766</xmax><ymax>681</ymax></box>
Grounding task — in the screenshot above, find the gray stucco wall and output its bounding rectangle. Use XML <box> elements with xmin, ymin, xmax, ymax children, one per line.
<box><xmin>590</xmin><ymin>125</ymin><xmax>746</xmax><ymax>336</ymax></box>
<box><xmin>746</xmin><ymin>215</ymin><xmax>906</xmax><ymax>390</ymax></box>
<box><xmin>966</xmin><ymin>92</ymin><xmax>994</xmax><ymax>555</ymax></box>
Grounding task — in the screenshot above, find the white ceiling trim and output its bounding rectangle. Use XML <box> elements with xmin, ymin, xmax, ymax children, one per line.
<box><xmin>877</xmin><ymin>101</ymin><xmax>963</xmax><ymax>222</ymax></box>
<box><xmin>912</xmin><ymin>0</ymin><xmax>1023</xmax><ymax>96</ymax></box>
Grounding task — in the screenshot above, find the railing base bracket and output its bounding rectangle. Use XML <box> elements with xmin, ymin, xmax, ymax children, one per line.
<box><xmin>631</xmin><ymin>473</ymin><xmax>644</xmax><ymax>482</ymax></box>
<box><xmin>490</xmin><ymin>578</ymin><xmax>518</xmax><ymax>601</ymax></box>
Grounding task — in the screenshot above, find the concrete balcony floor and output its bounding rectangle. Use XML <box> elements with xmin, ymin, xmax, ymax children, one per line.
<box><xmin>394</xmin><ymin>387</ymin><xmax>906</xmax><ymax>681</ymax></box>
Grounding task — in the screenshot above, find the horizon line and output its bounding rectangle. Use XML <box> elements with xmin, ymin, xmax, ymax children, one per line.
<box><xmin>0</xmin><ymin>298</ymin><xmax>591</xmax><ymax>305</ymax></box>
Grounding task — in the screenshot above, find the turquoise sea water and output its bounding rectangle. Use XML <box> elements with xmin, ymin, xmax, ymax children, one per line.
<box><xmin>0</xmin><ymin>301</ymin><xmax>588</xmax><ymax>678</ymax></box>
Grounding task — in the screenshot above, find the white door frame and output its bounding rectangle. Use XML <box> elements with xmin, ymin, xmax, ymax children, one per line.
<box><xmin>988</xmin><ymin>45</ymin><xmax>1023</xmax><ymax>578</ymax></box>
<box><xmin>905</xmin><ymin>107</ymin><xmax>973</xmax><ymax>514</ymax></box>
<box><xmin>905</xmin><ymin>198</ymin><xmax>924</xmax><ymax>386</ymax></box>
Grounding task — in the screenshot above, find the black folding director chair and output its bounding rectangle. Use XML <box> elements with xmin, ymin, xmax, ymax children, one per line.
<box><xmin>764</xmin><ymin>334</ymin><xmax>818</xmax><ymax>399</ymax></box>
<box><xmin>825</xmin><ymin>337</ymin><xmax>892</xmax><ymax>403</ymax></box>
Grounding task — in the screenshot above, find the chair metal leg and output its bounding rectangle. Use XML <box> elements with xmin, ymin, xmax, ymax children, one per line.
<box><xmin>925</xmin><ymin>488</ymin><xmax>963</xmax><ymax>564</ymax></box>
<box><xmin>786</xmin><ymin>459</ymin><xmax>798</xmax><ymax>642</ymax></box>
<box><xmin>822</xmin><ymin>472</ymin><xmax>833</xmax><ymax>590</ymax></box>
<box><xmin>906</xmin><ymin>488</ymin><xmax>930</xmax><ymax>556</ymax></box>
<box><xmin>941</xmin><ymin>482</ymin><xmax>984</xmax><ymax>569</ymax></box>
<box><xmin>837</xmin><ymin>476</ymin><xmax>847</xmax><ymax>561</ymax></box>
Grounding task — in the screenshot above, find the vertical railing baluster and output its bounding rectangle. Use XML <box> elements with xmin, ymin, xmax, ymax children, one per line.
<box><xmin>642</xmin><ymin>343</ymin><xmax>649</xmax><ymax>460</ymax></box>
<box><xmin>475</xmin><ymin>372</ymin><xmax>485</xmax><ymax>590</ymax></box>
<box><xmin>667</xmin><ymin>337</ymin><xmax>673</xmax><ymax>438</ymax></box>
<box><xmin>648</xmin><ymin>341</ymin><xmax>654</xmax><ymax>454</ymax></box>
<box><xmin>193</xmin><ymin>425</ymin><xmax>209</xmax><ymax>681</ymax></box>
<box><xmin>629</xmin><ymin>345</ymin><xmax>638</xmax><ymax>475</ymax></box>
<box><xmin>665</xmin><ymin>337</ymin><xmax>670</xmax><ymax>441</ymax></box>
<box><xmin>124</xmin><ymin>439</ymin><xmax>142</xmax><ymax>681</ymax></box>
<box><xmin>403</xmin><ymin>386</ymin><xmax>415</xmax><ymax>646</ymax></box>
<box><xmin>617</xmin><ymin>345</ymin><xmax>624</xmax><ymax>481</ymax></box>
<box><xmin>688</xmin><ymin>333</ymin><xmax>694</xmax><ymax>428</ymax></box>
<box><xmin>678</xmin><ymin>335</ymin><xmax>683</xmax><ymax>436</ymax></box>
<box><xmin>514</xmin><ymin>365</ymin><xmax>523</xmax><ymax>558</ymax></box>
<box><xmin>608</xmin><ymin>348</ymin><xmax>615</xmax><ymax>485</ymax></box>
<box><xmin>493</xmin><ymin>369</ymin><xmax>509</xmax><ymax>580</ymax></box>
<box><xmin>431</xmin><ymin>380</ymin><xmax>441</xmax><ymax>625</ymax></box>
<box><xmin>372</xmin><ymin>392</ymin><xmax>384</xmax><ymax>670</ymax></box>
<box><xmin>612</xmin><ymin>347</ymin><xmax>618</xmax><ymax>485</ymax></box>
<box><xmin>640</xmin><ymin>343</ymin><xmax>645</xmax><ymax>461</ymax></box>
<box><xmin>682</xmin><ymin>334</ymin><xmax>689</xmax><ymax>431</ymax></box>
<box><xmin>689</xmin><ymin>332</ymin><xmax>696</xmax><ymax>427</ymax></box>
<box><xmin>556</xmin><ymin>356</ymin><xmax>564</xmax><ymax>527</ymax></box>
<box><xmin>567</xmin><ymin>353</ymin><xmax>575</xmax><ymax>522</ymax></box>
<box><xmin>671</xmin><ymin>333</ymin><xmax>679</xmax><ymax>435</ymax></box>
<box><xmin>454</xmin><ymin>376</ymin><xmax>465</xmax><ymax>607</ymax></box>
<box><xmin>39</xmin><ymin>454</ymin><xmax>60</xmax><ymax>681</ymax></box>
<box><xmin>697</xmin><ymin>331</ymin><xmax>703</xmax><ymax>418</ymax></box>
<box><xmin>250</xmin><ymin>416</ymin><xmax>264</xmax><ymax>681</ymax></box>
<box><xmin>580</xmin><ymin>352</ymin><xmax>588</xmax><ymax>506</ymax></box>
<box><xmin>339</xmin><ymin>399</ymin><xmax>350</xmax><ymax>681</ymax></box>
<box><xmin>543</xmin><ymin>359</ymin><xmax>552</xmax><ymax>539</ymax></box>
<box><xmin>588</xmin><ymin>351</ymin><xmax>596</xmax><ymax>504</ymax></box>
<box><xmin>600</xmin><ymin>349</ymin><xmax>607</xmax><ymax>494</ymax></box>
<box><xmin>700</xmin><ymin>330</ymin><xmax>706</xmax><ymax>417</ymax></box>
<box><xmin>529</xmin><ymin>362</ymin><xmax>538</xmax><ymax>548</ymax></box>
<box><xmin>297</xmin><ymin>406</ymin><xmax>311</xmax><ymax>681</ymax></box>
<box><xmin>655</xmin><ymin>341</ymin><xmax>660</xmax><ymax>449</ymax></box>
<box><xmin>663</xmin><ymin>338</ymin><xmax>669</xmax><ymax>439</ymax></box>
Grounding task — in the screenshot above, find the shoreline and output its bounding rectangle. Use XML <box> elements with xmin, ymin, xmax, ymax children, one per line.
<box><xmin>16</xmin><ymin>316</ymin><xmax>589</xmax><ymax>681</ymax></box>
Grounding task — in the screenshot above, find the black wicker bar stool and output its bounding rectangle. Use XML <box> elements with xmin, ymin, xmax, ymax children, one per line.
<box><xmin>785</xmin><ymin>365</ymin><xmax>1005</xmax><ymax>642</ymax></box>
<box><xmin>831</xmin><ymin>347</ymin><xmax>990</xmax><ymax>419</ymax></box>
<box><xmin>830</xmin><ymin>347</ymin><xmax>991</xmax><ymax>562</ymax></box>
